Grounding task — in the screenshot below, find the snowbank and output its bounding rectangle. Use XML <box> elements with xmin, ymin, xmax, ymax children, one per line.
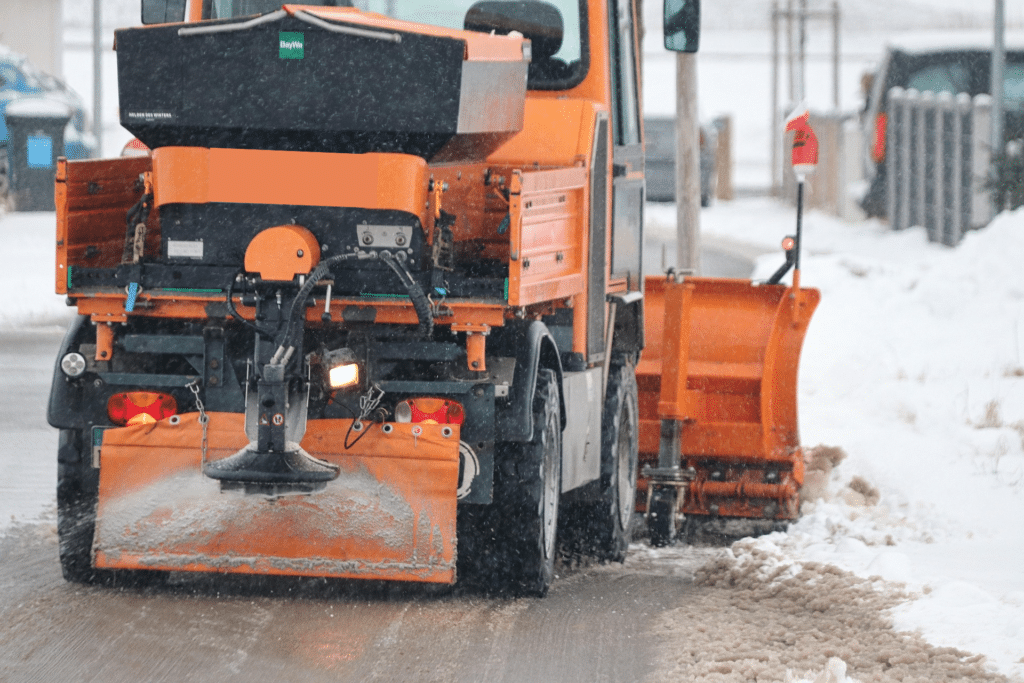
<box><xmin>671</xmin><ymin>200</ymin><xmax>1024</xmax><ymax>681</ymax></box>
<box><xmin>650</xmin><ymin>536</ymin><xmax>1003</xmax><ymax>683</ymax></box>
<box><xmin>0</xmin><ymin>211</ymin><xmax>75</xmax><ymax>329</ymax></box>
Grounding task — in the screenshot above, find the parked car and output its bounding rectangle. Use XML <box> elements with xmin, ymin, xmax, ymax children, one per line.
<box><xmin>1</xmin><ymin>44</ymin><xmax>94</xmax><ymax>197</ymax></box>
<box><xmin>644</xmin><ymin>117</ymin><xmax>719</xmax><ymax>207</ymax></box>
<box><xmin>859</xmin><ymin>33</ymin><xmax>1024</xmax><ymax>218</ymax></box>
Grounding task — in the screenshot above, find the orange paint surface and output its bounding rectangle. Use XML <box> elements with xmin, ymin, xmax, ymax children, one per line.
<box><xmin>244</xmin><ymin>225</ymin><xmax>321</xmax><ymax>282</ymax></box>
<box><xmin>152</xmin><ymin>148</ymin><xmax>428</xmax><ymax>220</ymax></box>
<box><xmin>95</xmin><ymin>413</ymin><xmax>460</xmax><ymax>583</ymax></box>
<box><xmin>637</xmin><ymin>276</ymin><xmax>820</xmax><ymax>520</ymax></box>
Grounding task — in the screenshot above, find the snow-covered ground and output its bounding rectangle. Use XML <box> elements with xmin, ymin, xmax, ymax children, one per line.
<box><xmin>648</xmin><ymin>199</ymin><xmax>1024</xmax><ymax>681</ymax></box>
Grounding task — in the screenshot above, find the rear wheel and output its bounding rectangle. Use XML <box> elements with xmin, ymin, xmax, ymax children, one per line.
<box><xmin>57</xmin><ymin>429</ymin><xmax>168</xmax><ymax>587</ymax></box>
<box><xmin>502</xmin><ymin>368</ymin><xmax>562</xmax><ymax>596</ymax></box>
<box><xmin>561</xmin><ymin>359</ymin><xmax>639</xmax><ymax>562</ymax></box>
<box><xmin>57</xmin><ymin>430</ymin><xmax>100</xmax><ymax>583</ymax></box>
<box><xmin>459</xmin><ymin>369</ymin><xmax>562</xmax><ymax>596</ymax></box>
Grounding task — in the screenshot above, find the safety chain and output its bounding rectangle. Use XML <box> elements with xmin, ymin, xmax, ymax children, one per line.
<box><xmin>187</xmin><ymin>379</ymin><xmax>209</xmax><ymax>466</ymax></box>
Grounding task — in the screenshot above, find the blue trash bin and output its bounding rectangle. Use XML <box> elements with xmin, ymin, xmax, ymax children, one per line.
<box><xmin>5</xmin><ymin>97</ymin><xmax>72</xmax><ymax>211</ymax></box>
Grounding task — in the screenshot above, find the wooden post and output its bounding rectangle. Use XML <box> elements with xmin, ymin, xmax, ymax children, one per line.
<box><xmin>716</xmin><ymin>116</ymin><xmax>734</xmax><ymax>200</ymax></box>
<box><xmin>675</xmin><ymin>53</ymin><xmax>701</xmax><ymax>273</ymax></box>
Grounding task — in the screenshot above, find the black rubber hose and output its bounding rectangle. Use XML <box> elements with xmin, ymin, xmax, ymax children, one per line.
<box><xmin>225</xmin><ymin>273</ymin><xmax>275</xmax><ymax>339</ymax></box>
<box><xmin>379</xmin><ymin>252</ymin><xmax>434</xmax><ymax>339</ymax></box>
<box><xmin>271</xmin><ymin>251</ymin><xmax>435</xmax><ymax>360</ymax></box>
<box><xmin>274</xmin><ymin>253</ymin><xmax>357</xmax><ymax>353</ymax></box>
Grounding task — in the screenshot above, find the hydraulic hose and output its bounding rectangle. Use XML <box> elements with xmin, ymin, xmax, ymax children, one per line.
<box><xmin>225</xmin><ymin>273</ymin><xmax>275</xmax><ymax>339</ymax></box>
<box><xmin>270</xmin><ymin>251</ymin><xmax>435</xmax><ymax>363</ymax></box>
<box><xmin>379</xmin><ymin>251</ymin><xmax>434</xmax><ymax>339</ymax></box>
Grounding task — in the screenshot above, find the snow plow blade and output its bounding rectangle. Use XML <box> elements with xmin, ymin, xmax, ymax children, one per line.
<box><xmin>93</xmin><ymin>414</ymin><xmax>459</xmax><ymax>583</ymax></box>
<box><xmin>637</xmin><ymin>275</ymin><xmax>820</xmax><ymax>521</ymax></box>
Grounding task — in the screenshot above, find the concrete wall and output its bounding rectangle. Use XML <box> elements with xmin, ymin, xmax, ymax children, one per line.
<box><xmin>0</xmin><ymin>0</ymin><xmax>63</xmax><ymax>78</ymax></box>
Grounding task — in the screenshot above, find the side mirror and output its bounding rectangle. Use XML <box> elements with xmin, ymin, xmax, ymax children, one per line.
<box><xmin>464</xmin><ymin>1</ymin><xmax>564</xmax><ymax>61</ymax></box>
<box><xmin>142</xmin><ymin>0</ymin><xmax>187</xmax><ymax>25</ymax></box>
<box><xmin>663</xmin><ymin>0</ymin><xmax>700</xmax><ymax>53</ymax></box>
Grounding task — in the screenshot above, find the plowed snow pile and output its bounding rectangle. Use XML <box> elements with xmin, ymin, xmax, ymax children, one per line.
<box><xmin>647</xmin><ymin>202</ymin><xmax>1024</xmax><ymax>680</ymax></box>
<box><xmin>649</xmin><ymin>539</ymin><xmax>1004</xmax><ymax>683</ymax></box>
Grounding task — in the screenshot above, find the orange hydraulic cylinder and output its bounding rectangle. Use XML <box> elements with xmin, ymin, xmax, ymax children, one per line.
<box><xmin>657</xmin><ymin>279</ymin><xmax>695</xmax><ymax>421</ymax></box>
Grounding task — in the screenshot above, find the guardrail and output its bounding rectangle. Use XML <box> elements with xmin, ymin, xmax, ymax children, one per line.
<box><xmin>885</xmin><ymin>87</ymin><xmax>993</xmax><ymax>246</ymax></box>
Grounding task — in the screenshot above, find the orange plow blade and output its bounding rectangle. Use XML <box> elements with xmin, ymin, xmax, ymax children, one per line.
<box><xmin>637</xmin><ymin>275</ymin><xmax>820</xmax><ymax>521</ymax></box>
<box><xmin>94</xmin><ymin>414</ymin><xmax>459</xmax><ymax>583</ymax></box>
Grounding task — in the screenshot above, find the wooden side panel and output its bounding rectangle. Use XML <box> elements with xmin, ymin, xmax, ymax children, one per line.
<box><xmin>55</xmin><ymin>156</ymin><xmax>158</xmax><ymax>293</ymax></box>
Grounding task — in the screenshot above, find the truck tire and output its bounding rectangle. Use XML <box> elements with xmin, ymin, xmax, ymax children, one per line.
<box><xmin>595</xmin><ymin>359</ymin><xmax>639</xmax><ymax>560</ymax></box>
<box><xmin>57</xmin><ymin>430</ymin><xmax>100</xmax><ymax>584</ymax></box>
<box><xmin>460</xmin><ymin>369</ymin><xmax>562</xmax><ymax>596</ymax></box>
<box><xmin>57</xmin><ymin>430</ymin><xmax>169</xmax><ymax>587</ymax></box>
<box><xmin>560</xmin><ymin>359</ymin><xmax>639</xmax><ymax>562</ymax></box>
<box><xmin>502</xmin><ymin>368</ymin><xmax>562</xmax><ymax>596</ymax></box>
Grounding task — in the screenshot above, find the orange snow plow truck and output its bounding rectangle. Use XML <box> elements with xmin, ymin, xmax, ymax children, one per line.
<box><xmin>47</xmin><ymin>0</ymin><xmax>817</xmax><ymax>595</ymax></box>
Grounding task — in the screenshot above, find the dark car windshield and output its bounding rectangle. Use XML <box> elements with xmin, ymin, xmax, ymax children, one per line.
<box><xmin>205</xmin><ymin>0</ymin><xmax>586</xmax><ymax>89</ymax></box>
<box><xmin>905</xmin><ymin>62</ymin><xmax>971</xmax><ymax>95</ymax></box>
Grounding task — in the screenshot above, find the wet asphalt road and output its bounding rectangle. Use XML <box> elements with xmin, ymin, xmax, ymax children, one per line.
<box><xmin>1</xmin><ymin>518</ymin><xmax>697</xmax><ymax>683</ymax></box>
<box><xmin>0</xmin><ymin>327</ymin><xmax>696</xmax><ymax>683</ymax></box>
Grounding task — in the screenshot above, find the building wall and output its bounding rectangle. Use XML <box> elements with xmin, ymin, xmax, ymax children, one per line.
<box><xmin>0</xmin><ymin>0</ymin><xmax>63</xmax><ymax>77</ymax></box>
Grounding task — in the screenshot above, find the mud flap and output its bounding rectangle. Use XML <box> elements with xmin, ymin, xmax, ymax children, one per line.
<box><xmin>94</xmin><ymin>413</ymin><xmax>459</xmax><ymax>583</ymax></box>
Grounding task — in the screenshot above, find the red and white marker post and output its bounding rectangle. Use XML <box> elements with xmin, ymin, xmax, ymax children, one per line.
<box><xmin>784</xmin><ymin>108</ymin><xmax>819</xmax><ymax>290</ymax></box>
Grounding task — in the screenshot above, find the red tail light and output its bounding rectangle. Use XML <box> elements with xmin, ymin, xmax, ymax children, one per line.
<box><xmin>395</xmin><ymin>398</ymin><xmax>465</xmax><ymax>425</ymax></box>
<box><xmin>872</xmin><ymin>113</ymin><xmax>887</xmax><ymax>164</ymax></box>
<box><xmin>107</xmin><ymin>392</ymin><xmax>178</xmax><ymax>426</ymax></box>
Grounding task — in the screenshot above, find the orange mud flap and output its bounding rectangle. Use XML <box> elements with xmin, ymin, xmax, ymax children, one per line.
<box><xmin>93</xmin><ymin>413</ymin><xmax>459</xmax><ymax>583</ymax></box>
<box><xmin>637</xmin><ymin>275</ymin><xmax>819</xmax><ymax>542</ymax></box>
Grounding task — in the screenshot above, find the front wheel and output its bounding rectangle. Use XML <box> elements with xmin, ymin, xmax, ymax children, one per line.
<box><xmin>561</xmin><ymin>359</ymin><xmax>639</xmax><ymax>562</ymax></box>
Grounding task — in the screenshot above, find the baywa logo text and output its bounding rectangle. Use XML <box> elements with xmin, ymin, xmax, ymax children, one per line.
<box><xmin>280</xmin><ymin>32</ymin><xmax>304</xmax><ymax>59</ymax></box>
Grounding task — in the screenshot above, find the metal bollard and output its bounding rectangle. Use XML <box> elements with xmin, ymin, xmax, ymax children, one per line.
<box><xmin>886</xmin><ymin>87</ymin><xmax>905</xmax><ymax>230</ymax></box>
<box><xmin>971</xmin><ymin>94</ymin><xmax>993</xmax><ymax>229</ymax></box>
